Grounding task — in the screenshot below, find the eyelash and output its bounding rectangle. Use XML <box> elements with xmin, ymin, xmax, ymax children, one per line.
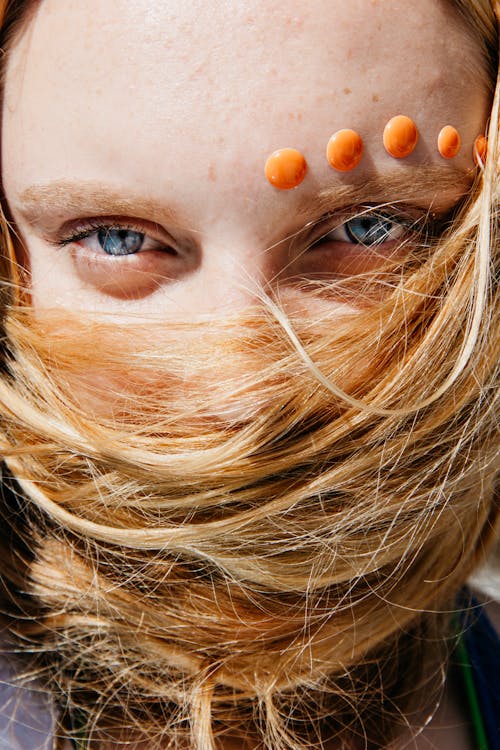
<box><xmin>50</xmin><ymin>207</ymin><xmax>439</xmax><ymax>259</ymax></box>
<box><xmin>51</xmin><ymin>219</ymin><xmax>175</xmax><ymax>256</ymax></box>
<box><xmin>304</xmin><ymin>205</ymin><xmax>439</xmax><ymax>253</ymax></box>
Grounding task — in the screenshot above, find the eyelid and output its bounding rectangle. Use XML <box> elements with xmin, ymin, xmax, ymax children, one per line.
<box><xmin>301</xmin><ymin>203</ymin><xmax>438</xmax><ymax>247</ymax></box>
<box><xmin>46</xmin><ymin>216</ymin><xmax>177</xmax><ymax>250</ymax></box>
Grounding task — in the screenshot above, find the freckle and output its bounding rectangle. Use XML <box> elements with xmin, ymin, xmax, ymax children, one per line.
<box><xmin>372</xmin><ymin>93</ymin><xmax>379</xmax><ymax>103</ymax></box>
<box><xmin>208</xmin><ymin>164</ymin><xmax>217</xmax><ymax>182</ymax></box>
<box><xmin>285</xmin><ymin>15</ymin><xmax>304</xmax><ymax>28</ymax></box>
<box><xmin>343</xmin><ymin>87</ymin><xmax>352</xmax><ymax>95</ymax></box>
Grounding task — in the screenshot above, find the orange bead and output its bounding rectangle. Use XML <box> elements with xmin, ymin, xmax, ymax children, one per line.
<box><xmin>383</xmin><ymin>115</ymin><xmax>418</xmax><ymax>158</ymax></box>
<box><xmin>326</xmin><ymin>129</ymin><xmax>364</xmax><ymax>171</ymax></box>
<box><xmin>264</xmin><ymin>148</ymin><xmax>307</xmax><ymax>190</ymax></box>
<box><xmin>438</xmin><ymin>125</ymin><xmax>461</xmax><ymax>159</ymax></box>
<box><xmin>473</xmin><ymin>135</ymin><xmax>488</xmax><ymax>166</ymax></box>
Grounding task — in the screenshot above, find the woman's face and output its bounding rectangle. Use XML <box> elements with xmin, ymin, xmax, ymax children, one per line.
<box><xmin>1</xmin><ymin>0</ymin><xmax>491</xmax><ymax>320</ymax></box>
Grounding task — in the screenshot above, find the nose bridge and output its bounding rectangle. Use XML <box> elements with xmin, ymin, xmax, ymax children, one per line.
<box><xmin>198</xmin><ymin>232</ymin><xmax>284</xmax><ymax>311</ymax></box>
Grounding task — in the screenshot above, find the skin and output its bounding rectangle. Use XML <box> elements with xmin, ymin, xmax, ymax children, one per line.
<box><xmin>1</xmin><ymin>1</ymin><xmax>495</xmax><ymax>748</ymax></box>
<box><xmin>2</xmin><ymin>0</ymin><xmax>490</xmax><ymax>320</ymax></box>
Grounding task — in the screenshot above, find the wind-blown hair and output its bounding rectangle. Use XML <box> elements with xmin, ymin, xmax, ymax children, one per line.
<box><xmin>0</xmin><ymin>1</ymin><xmax>498</xmax><ymax>749</ymax></box>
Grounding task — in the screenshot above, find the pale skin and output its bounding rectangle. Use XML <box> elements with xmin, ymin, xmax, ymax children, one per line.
<box><xmin>1</xmin><ymin>0</ymin><xmax>496</xmax><ymax>748</ymax></box>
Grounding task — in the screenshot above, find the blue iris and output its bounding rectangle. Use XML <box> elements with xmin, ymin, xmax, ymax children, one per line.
<box><xmin>97</xmin><ymin>228</ymin><xmax>145</xmax><ymax>256</ymax></box>
<box><xmin>345</xmin><ymin>215</ymin><xmax>396</xmax><ymax>246</ymax></box>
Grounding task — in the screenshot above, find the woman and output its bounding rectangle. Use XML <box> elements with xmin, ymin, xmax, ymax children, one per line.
<box><xmin>0</xmin><ymin>0</ymin><xmax>498</xmax><ymax>748</ymax></box>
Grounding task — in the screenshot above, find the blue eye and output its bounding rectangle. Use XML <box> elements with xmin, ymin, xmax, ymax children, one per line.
<box><xmin>344</xmin><ymin>214</ymin><xmax>403</xmax><ymax>246</ymax></box>
<box><xmin>312</xmin><ymin>211</ymin><xmax>408</xmax><ymax>250</ymax></box>
<box><xmin>97</xmin><ymin>228</ymin><xmax>145</xmax><ymax>256</ymax></box>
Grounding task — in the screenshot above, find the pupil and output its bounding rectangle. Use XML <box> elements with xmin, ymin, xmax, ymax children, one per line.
<box><xmin>98</xmin><ymin>228</ymin><xmax>144</xmax><ymax>255</ymax></box>
<box><xmin>347</xmin><ymin>216</ymin><xmax>392</xmax><ymax>246</ymax></box>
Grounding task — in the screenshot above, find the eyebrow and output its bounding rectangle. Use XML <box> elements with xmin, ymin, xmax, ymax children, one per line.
<box><xmin>14</xmin><ymin>167</ymin><xmax>474</xmax><ymax>230</ymax></box>
<box><xmin>295</xmin><ymin>166</ymin><xmax>475</xmax><ymax>218</ymax></box>
<box><xmin>15</xmin><ymin>181</ymin><xmax>188</xmax><ymax>230</ymax></box>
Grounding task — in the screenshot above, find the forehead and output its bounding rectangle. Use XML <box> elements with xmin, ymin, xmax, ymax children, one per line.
<box><xmin>2</xmin><ymin>0</ymin><xmax>490</xmax><ymax>225</ymax></box>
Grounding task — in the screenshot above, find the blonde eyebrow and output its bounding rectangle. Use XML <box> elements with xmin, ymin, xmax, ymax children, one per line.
<box><xmin>15</xmin><ymin>180</ymin><xmax>188</xmax><ymax>229</ymax></box>
<box><xmin>295</xmin><ymin>166</ymin><xmax>475</xmax><ymax>218</ymax></box>
<box><xmin>15</xmin><ymin>167</ymin><xmax>474</xmax><ymax>232</ymax></box>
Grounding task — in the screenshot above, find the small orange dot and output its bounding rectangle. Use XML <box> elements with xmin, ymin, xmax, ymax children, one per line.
<box><xmin>264</xmin><ymin>148</ymin><xmax>307</xmax><ymax>190</ymax></box>
<box><xmin>473</xmin><ymin>135</ymin><xmax>488</xmax><ymax>166</ymax></box>
<box><xmin>438</xmin><ymin>125</ymin><xmax>461</xmax><ymax>159</ymax></box>
<box><xmin>383</xmin><ymin>115</ymin><xmax>418</xmax><ymax>159</ymax></box>
<box><xmin>326</xmin><ymin>129</ymin><xmax>363</xmax><ymax>172</ymax></box>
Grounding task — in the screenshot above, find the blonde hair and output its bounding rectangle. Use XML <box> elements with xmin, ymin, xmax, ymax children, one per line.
<box><xmin>0</xmin><ymin>1</ymin><xmax>499</xmax><ymax>748</ymax></box>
